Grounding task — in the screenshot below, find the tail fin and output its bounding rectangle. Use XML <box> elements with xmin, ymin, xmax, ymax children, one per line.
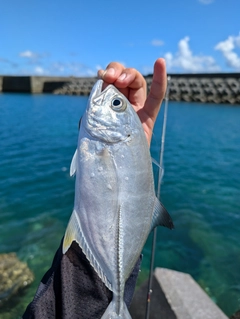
<box><xmin>101</xmin><ymin>301</ymin><xmax>131</xmax><ymax>319</ymax></box>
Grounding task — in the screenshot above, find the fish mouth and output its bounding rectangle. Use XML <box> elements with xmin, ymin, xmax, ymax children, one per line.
<box><xmin>90</xmin><ymin>79</ymin><xmax>119</xmax><ymax>100</ymax></box>
<box><xmin>90</xmin><ymin>79</ymin><xmax>104</xmax><ymax>100</ymax></box>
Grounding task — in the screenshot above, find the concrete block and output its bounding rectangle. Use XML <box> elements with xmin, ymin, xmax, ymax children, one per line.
<box><xmin>31</xmin><ymin>76</ymin><xmax>71</xmax><ymax>93</ymax></box>
<box><xmin>130</xmin><ymin>274</ymin><xmax>177</xmax><ymax>319</ymax></box>
<box><xmin>155</xmin><ymin>268</ymin><xmax>228</xmax><ymax>319</ymax></box>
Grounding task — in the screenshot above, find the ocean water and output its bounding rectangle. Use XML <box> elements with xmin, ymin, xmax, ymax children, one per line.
<box><xmin>0</xmin><ymin>93</ymin><xmax>240</xmax><ymax>318</ymax></box>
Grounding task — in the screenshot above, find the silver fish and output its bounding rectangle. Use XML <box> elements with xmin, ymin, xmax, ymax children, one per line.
<box><xmin>63</xmin><ymin>80</ymin><xmax>173</xmax><ymax>319</ymax></box>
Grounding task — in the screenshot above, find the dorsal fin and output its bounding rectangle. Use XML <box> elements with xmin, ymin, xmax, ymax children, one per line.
<box><xmin>150</xmin><ymin>197</ymin><xmax>174</xmax><ymax>231</ymax></box>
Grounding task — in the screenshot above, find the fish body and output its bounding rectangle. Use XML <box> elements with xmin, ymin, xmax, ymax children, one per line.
<box><xmin>63</xmin><ymin>80</ymin><xmax>173</xmax><ymax>319</ymax></box>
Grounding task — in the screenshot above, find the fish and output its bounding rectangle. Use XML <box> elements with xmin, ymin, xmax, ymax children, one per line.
<box><xmin>63</xmin><ymin>79</ymin><xmax>173</xmax><ymax>319</ymax></box>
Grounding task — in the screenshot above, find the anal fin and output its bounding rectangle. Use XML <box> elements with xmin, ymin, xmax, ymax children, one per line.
<box><xmin>63</xmin><ymin>210</ymin><xmax>112</xmax><ymax>291</ymax></box>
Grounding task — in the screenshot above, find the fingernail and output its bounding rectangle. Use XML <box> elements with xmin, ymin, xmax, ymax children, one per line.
<box><xmin>97</xmin><ymin>70</ymin><xmax>104</xmax><ymax>78</ymax></box>
<box><xmin>118</xmin><ymin>73</ymin><xmax>127</xmax><ymax>81</ymax></box>
<box><xmin>105</xmin><ymin>67</ymin><xmax>115</xmax><ymax>76</ymax></box>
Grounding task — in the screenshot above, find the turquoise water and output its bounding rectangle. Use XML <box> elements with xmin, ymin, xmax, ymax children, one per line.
<box><xmin>0</xmin><ymin>93</ymin><xmax>240</xmax><ymax>318</ymax></box>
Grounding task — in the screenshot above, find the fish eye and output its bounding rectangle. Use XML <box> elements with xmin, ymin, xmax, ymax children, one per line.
<box><xmin>111</xmin><ymin>97</ymin><xmax>127</xmax><ymax>112</ymax></box>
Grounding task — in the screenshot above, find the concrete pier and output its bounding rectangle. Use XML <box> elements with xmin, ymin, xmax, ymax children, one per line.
<box><xmin>130</xmin><ymin>268</ymin><xmax>228</xmax><ymax>319</ymax></box>
<box><xmin>0</xmin><ymin>73</ymin><xmax>240</xmax><ymax>104</ymax></box>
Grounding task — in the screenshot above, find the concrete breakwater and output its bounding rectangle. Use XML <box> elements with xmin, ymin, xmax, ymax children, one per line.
<box><xmin>164</xmin><ymin>73</ymin><xmax>240</xmax><ymax>104</ymax></box>
<box><xmin>0</xmin><ymin>73</ymin><xmax>240</xmax><ymax>104</ymax></box>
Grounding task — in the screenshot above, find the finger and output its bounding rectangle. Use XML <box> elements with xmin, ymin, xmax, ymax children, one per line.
<box><xmin>114</xmin><ymin>68</ymin><xmax>145</xmax><ymax>89</ymax></box>
<box><xmin>114</xmin><ymin>68</ymin><xmax>147</xmax><ymax>109</ymax></box>
<box><xmin>137</xmin><ymin>58</ymin><xmax>167</xmax><ymax>145</ymax></box>
<box><xmin>98</xmin><ymin>63</ymin><xmax>129</xmax><ymax>96</ymax></box>
<box><xmin>143</xmin><ymin>58</ymin><xmax>167</xmax><ymax>122</ymax></box>
<box><xmin>98</xmin><ymin>62</ymin><xmax>125</xmax><ymax>85</ymax></box>
<box><xmin>98</xmin><ymin>65</ymin><xmax>147</xmax><ymax>107</ymax></box>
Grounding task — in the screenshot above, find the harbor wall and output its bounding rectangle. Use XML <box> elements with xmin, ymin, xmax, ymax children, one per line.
<box><xmin>0</xmin><ymin>76</ymin><xmax>72</xmax><ymax>94</ymax></box>
<box><xmin>0</xmin><ymin>73</ymin><xmax>240</xmax><ymax>104</ymax></box>
<box><xmin>146</xmin><ymin>73</ymin><xmax>240</xmax><ymax>104</ymax></box>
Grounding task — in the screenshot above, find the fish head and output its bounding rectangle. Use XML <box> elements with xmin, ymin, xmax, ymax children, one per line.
<box><xmin>83</xmin><ymin>80</ymin><xmax>141</xmax><ymax>143</ymax></box>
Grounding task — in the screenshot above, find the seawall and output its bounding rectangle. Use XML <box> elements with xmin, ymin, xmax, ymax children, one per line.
<box><xmin>0</xmin><ymin>73</ymin><xmax>240</xmax><ymax>104</ymax></box>
<box><xmin>0</xmin><ymin>76</ymin><xmax>95</xmax><ymax>94</ymax></box>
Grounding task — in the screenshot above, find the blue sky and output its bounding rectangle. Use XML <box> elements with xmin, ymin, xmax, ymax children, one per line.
<box><xmin>1</xmin><ymin>0</ymin><xmax>240</xmax><ymax>76</ymax></box>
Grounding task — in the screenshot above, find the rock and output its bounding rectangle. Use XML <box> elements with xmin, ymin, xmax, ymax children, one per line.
<box><xmin>230</xmin><ymin>310</ymin><xmax>240</xmax><ymax>319</ymax></box>
<box><xmin>0</xmin><ymin>253</ymin><xmax>34</xmax><ymax>307</ymax></box>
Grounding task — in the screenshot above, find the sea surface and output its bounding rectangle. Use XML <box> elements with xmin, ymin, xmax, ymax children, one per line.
<box><xmin>0</xmin><ymin>93</ymin><xmax>239</xmax><ymax>318</ymax></box>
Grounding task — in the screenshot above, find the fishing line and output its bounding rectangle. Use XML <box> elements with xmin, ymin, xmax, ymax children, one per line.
<box><xmin>145</xmin><ymin>76</ymin><xmax>171</xmax><ymax>319</ymax></box>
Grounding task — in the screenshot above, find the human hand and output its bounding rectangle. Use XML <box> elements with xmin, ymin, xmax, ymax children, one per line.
<box><xmin>97</xmin><ymin>58</ymin><xmax>167</xmax><ymax>146</ymax></box>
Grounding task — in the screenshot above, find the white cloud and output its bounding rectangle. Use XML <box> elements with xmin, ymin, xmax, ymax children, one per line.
<box><xmin>215</xmin><ymin>35</ymin><xmax>240</xmax><ymax>69</ymax></box>
<box><xmin>48</xmin><ymin>62</ymin><xmax>100</xmax><ymax>77</ymax></box>
<box><xmin>164</xmin><ymin>36</ymin><xmax>220</xmax><ymax>72</ymax></box>
<box><xmin>85</xmin><ymin>69</ymin><xmax>96</xmax><ymax>76</ymax></box>
<box><xmin>151</xmin><ymin>39</ymin><xmax>164</xmax><ymax>47</ymax></box>
<box><xmin>198</xmin><ymin>0</ymin><xmax>214</xmax><ymax>4</ymax></box>
<box><xmin>19</xmin><ymin>51</ymin><xmax>49</xmax><ymax>62</ymax></box>
<box><xmin>235</xmin><ymin>36</ymin><xmax>240</xmax><ymax>47</ymax></box>
<box><xmin>17</xmin><ymin>51</ymin><xmax>110</xmax><ymax>76</ymax></box>
<box><xmin>34</xmin><ymin>66</ymin><xmax>46</xmax><ymax>75</ymax></box>
<box><xmin>96</xmin><ymin>64</ymin><xmax>103</xmax><ymax>71</ymax></box>
<box><xmin>19</xmin><ymin>50</ymin><xmax>37</xmax><ymax>58</ymax></box>
<box><xmin>51</xmin><ymin>62</ymin><xmax>65</xmax><ymax>73</ymax></box>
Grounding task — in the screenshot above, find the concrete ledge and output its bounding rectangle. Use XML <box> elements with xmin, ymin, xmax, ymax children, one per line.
<box><xmin>155</xmin><ymin>268</ymin><xmax>228</xmax><ymax>319</ymax></box>
<box><xmin>130</xmin><ymin>268</ymin><xmax>228</xmax><ymax>319</ymax></box>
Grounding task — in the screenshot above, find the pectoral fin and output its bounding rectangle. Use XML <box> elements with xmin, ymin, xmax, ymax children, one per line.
<box><xmin>150</xmin><ymin>197</ymin><xmax>174</xmax><ymax>231</ymax></box>
<box><xmin>70</xmin><ymin>149</ymin><xmax>78</xmax><ymax>176</ymax></box>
